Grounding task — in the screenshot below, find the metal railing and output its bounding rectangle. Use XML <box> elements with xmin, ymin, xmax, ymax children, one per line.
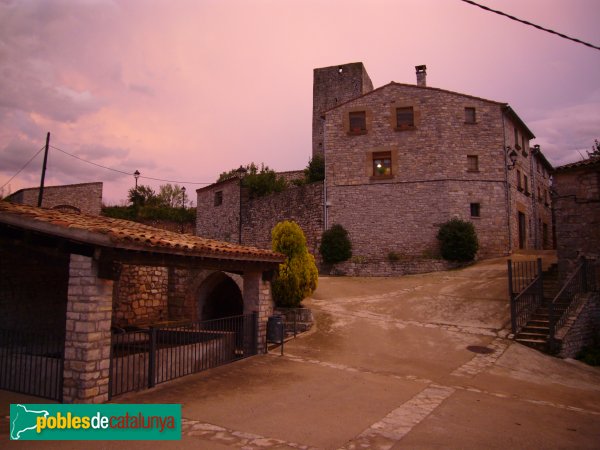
<box><xmin>274</xmin><ymin>307</ymin><xmax>313</xmax><ymax>338</ymax></box>
<box><xmin>109</xmin><ymin>313</ymin><xmax>257</xmax><ymax>398</ymax></box>
<box><xmin>0</xmin><ymin>329</ymin><xmax>64</xmax><ymax>401</ymax></box>
<box><xmin>508</xmin><ymin>258</ymin><xmax>543</xmax><ymax>334</ymax></box>
<box><xmin>549</xmin><ymin>258</ymin><xmax>597</xmax><ymax>348</ymax></box>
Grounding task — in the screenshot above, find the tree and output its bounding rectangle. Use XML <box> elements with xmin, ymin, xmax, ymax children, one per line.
<box><xmin>127</xmin><ymin>185</ymin><xmax>158</xmax><ymax>207</ymax></box>
<box><xmin>304</xmin><ymin>154</ymin><xmax>325</xmax><ymax>183</ymax></box>
<box><xmin>158</xmin><ymin>184</ymin><xmax>185</xmax><ymax>208</ymax></box>
<box><xmin>319</xmin><ymin>224</ymin><xmax>352</xmax><ymax>264</ymax></box>
<box><xmin>271</xmin><ymin>221</ymin><xmax>318</xmax><ymax>307</ymax></box>
<box><xmin>437</xmin><ymin>218</ymin><xmax>479</xmax><ymax>262</ymax></box>
<box><xmin>587</xmin><ymin>139</ymin><xmax>600</xmax><ymax>158</ymax></box>
<box><xmin>218</xmin><ymin>163</ymin><xmax>287</xmax><ymax>198</ymax></box>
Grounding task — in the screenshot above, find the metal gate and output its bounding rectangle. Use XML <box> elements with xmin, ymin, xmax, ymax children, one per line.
<box><xmin>109</xmin><ymin>313</ymin><xmax>257</xmax><ymax>398</ymax></box>
<box><xmin>0</xmin><ymin>329</ymin><xmax>64</xmax><ymax>401</ymax></box>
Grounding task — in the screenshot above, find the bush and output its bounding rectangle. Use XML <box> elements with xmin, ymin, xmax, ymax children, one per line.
<box><xmin>320</xmin><ymin>224</ymin><xmax>352</xmax><ymax>264</ymax></box>
<box><xmin>436</xmin><ymin>218</ymin><xmax>479</xmax><ymax>262</ymax></box>
<box><xmin>218</xmin><ymin>163</ymin><xmax>287</xmax><ymax>198</ymax></box>
<box><xmin>304</xmin><ymin>154</ymin><xmax>325</xmax><ymax>183</ymax></box>
<box><xmin>271</xmin><ymin>221</ymin><xmax>318</xmax><ymax>307</ymax></box>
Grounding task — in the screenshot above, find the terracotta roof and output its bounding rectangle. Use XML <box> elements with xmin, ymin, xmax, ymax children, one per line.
<box><xmin>0</xmin><ymin>201</ymin><xmax>284</xmax><ymax>263</ymax></box>
<box><xmin>554</xmin><ymin>156</ymin><xmax>600</xmax><ymax>172</ymax></box>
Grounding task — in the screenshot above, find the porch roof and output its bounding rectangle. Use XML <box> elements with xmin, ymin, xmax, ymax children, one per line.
<box><xmin>0</xmin><ymin>201</ymin><xmax>284</xmax><ymax>267</ymax></box>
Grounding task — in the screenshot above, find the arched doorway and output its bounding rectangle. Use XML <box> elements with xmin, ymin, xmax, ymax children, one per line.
<box><xmin>197</xmin><ymin>272</ymin><xmax>244</xmax><ymax>321</ymax></box>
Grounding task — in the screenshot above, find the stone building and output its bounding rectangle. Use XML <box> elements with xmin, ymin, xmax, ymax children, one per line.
<box><xmin>553</xmin><ymin>156</ymin><xmax>600</xmax><ymax>276</ymax></box>
<box><xmin>0</xmin><ymin>201</ymin><xmax>282</xmax><ymax>403</ymax></box>
<box><xmin>197</xmin><ymin>62</ymin><xmax>554</xmax><ymax>275</ymax></box>
<box><xmin>6</xmin><ymin>182</ymin><xmax>103</xmax><ymax>216</ymax></box>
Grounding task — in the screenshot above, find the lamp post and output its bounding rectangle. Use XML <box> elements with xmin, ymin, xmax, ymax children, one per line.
<box><xmin>506</xmin><ymin>147</ymin><xmax>518</xmax><ymax>170</ymax></box>
<box><xmin>181</xmin><ymin>186</ymin><xmax>186</xmax><ymax>208</ymax></box>
<box><xmin>236</xmin><ymin>166</ymin><xmax>247</xmax><ymax>244</ymax></box>
<box><xmin>134</xmin><ymin>170</ymin><xmax>140</xmax><ymax>188</ymax></box>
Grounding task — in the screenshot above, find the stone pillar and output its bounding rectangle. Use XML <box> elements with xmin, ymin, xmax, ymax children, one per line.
<box><xmin>63</xmin><ymin>254</ymin><xmax>113</xmax><ymax>403</ymax></box>
<box><xmin>243</xmin><ymin>270</ymin><xmax>273</xmax><ymax>354</ymax></box>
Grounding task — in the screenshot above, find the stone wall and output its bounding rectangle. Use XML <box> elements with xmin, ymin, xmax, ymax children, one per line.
<box><xmin>313</xmin><ymin>62</ymin><xmax>373</xmax><ymax>158</ymax></box>
<box><xmin>323</xmin><ymin>81</ymin><xmax>553</xmax><ymax>260</ymax></box>
<box><xmin>0</xmin><ymin>241</ymin><xmax>68</xmax><ymax>333</ymax></box>
<box><xmin>553</xmin><ymin>159</ymin><xmax>600</xmax><ymax>278</ymax></box>
<box><xmin>112</xmin><ymin>265</ymin><xmax>169</xmax><ymax>327</ymax></box>
<box><xmin>241</xmin><ymin>182</ymin><xmax>323</xmax><ymax>256</ymax></box>
<box><xmin>557</xmin><ymin>293</ymin><xmax>600</xmax><ymax>358</ymax></box>
<box><xmin>323</xmin><ymin>257</ymin><xmax>465</xmax><ymax>277</ymax></box>
<box><xmin>196</xmin><ymin>178</ymin><xmax>241</xmax><ymax>242</ymax></box>
<box><xmin>7</xmin><ymin>182</ymin><xmax>103</xmax><ymax>216</ymax></box>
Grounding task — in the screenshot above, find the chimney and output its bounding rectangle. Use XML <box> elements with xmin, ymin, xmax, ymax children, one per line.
<box><xmin>415</xmin><ymin>65</ymin><xmax>427</xmax><ymax>87</ymax></box>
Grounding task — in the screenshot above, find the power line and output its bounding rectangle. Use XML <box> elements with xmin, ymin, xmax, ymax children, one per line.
<box><xmin>49</xmin><ymin>144</ymin><xmax>212</xmax><ymax>185</ymax></box>
<box><xmin>460</xmin><ymin>0</ymin><xmax>600</xmax><ymax>51</ymax></box>
<box><xmin>0</xmin><ymin>146</ymin><xmax>45</xmax><ymax>191</ymax></box>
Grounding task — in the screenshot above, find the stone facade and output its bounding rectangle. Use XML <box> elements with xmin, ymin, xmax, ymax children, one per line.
<box><xmin>112</xmin><ymin>265</ymin><xmax>169</xmax><ymax>327</ymax></box>
<box><xmin>313</xmin><ymin>62</ymin><xmax>373</xmax><ymax>158</ymax></box>
<box><xmin>7</xmin><ymin>182</ymin><xmax>103</xmax><ymax>216</ymax></box>
<box><xmin>63</xmin><ymin>254</ymin><xmax>113</xmax><ymax>403</ymax></box>
<box><xmin>553</xmin><ymin>157</ymin><xmax>600</xmax><ymax>277</ymax></box>
<box><xmin>323</xmin><ymin>72</ymin><xmax>553</xmax><ymax>261</ymax></box>
<box><xmin>556</xmin><ymin>292</ymin><xmax>600</xmax><ymax>358</ymax></box>
<box><xmin>196</xmin><ymin>63</ymin><xmax>554</xmax><ymax>275</ymax></box>
<box><xmin>197</xmin><ymin>180</ymin><xmax>323</xmax><ymax>256</ymax></box>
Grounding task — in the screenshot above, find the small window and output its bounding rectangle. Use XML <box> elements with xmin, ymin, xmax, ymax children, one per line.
<box><xmin>349</xmin><ymin>111</ymin><xmax>367</xmax><ymax>134</ymax></box>
<box><xmin>524</xmin><ymin>175</ymin><xmax>530</xmax><ymax>195</ymax></box>
<box><xmin>465</xmin><ymin>107</ymin><xmax>476</xmax><ymax>124</ymax></box>
<box><xmin>537</xmin><ymin>187</ymin><xmax>542</xmax><ymax>202</ymax></box>
<box><xmin>395</xmin><ymin>107</ymin><xmax>414</xmax><ymax>129</ymax></box>
<box><xmin>470</xmin><ymin>203</ymin><xmax>481</xmax><ymax>218</ymax></box>
<box><xmin>467</xmin><ymin>155</ymin><xmax>479</xmax><ymax>172</ymax></box>
<box><xmin>514</xmin><ymin>127</ymin><xmax>520</xmax><ymax>150</ymax></box>
<box><xmin>214</xmin><ymin>191</ymin><xmax>223</xmax><ymax>206</ymax></box>
<box><xmin>372</xmin><ymin>151</ymin><xmax>392</xmax><ymax>177</ymax></box>
<box><xmin>517</xmin><ymin>170</ymin><xmax>523</xmax><ymax>191</ymax></box>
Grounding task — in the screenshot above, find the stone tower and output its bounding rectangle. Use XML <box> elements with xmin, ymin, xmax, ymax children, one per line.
<box><xmin>312</xmin><ymin>62</ymin><xmax>373</xmax><ymax>158</ymax></box>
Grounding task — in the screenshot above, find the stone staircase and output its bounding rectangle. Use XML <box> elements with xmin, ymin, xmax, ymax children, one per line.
<box><xmin>514</xmin><ymin>264</ymin><xmax>566</xmax><ymax>353</ymax></box>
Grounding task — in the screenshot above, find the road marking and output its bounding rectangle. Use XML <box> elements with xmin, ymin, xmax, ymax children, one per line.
<box><xmin>339</xmin><ymin>385</ymin><xmax>456</xmax><ymax>450</ymax></box>
<box><xmin>181</xmin><ymin>419</ymin><xmax>319</xmax><ymax>449</ymax></box>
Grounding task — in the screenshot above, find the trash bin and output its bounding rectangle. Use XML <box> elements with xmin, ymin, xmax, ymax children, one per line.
<box><xmin>267</xmin><ymin>315</ymin><xmax>284</xmax><ymax>343</ymax></box>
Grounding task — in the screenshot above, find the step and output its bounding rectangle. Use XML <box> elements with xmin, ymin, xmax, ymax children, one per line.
<box><xmin>521</xmin><ymin>325</ymin><xmax>550</xmax><ymax>333</ymax></box>
<box><xmin>516</xmin><ymin>331</ymin><xmax>549</xmax><ymax>340</ymax></box>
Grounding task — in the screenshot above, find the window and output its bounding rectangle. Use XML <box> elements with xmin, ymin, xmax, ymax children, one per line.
<box><xmin>517</xmin><ymin>170</ymin><xmax>523</xmax><ymax>191</ymax></box>
<box><xmin>545</xmin><ymin>190</ymin><xmax>549</xmax><ymax>206</ymax></box>
<box><xmin>465</xmin><ymin>107</ymin><xmax>476</xmax><ymax>124</ymax></box>
<box><xmin>467</xmin><ymin>155</ymin><xmax>479</xmax><ymax>172</ymax></box>
<box><xmin>524</xmin><ymin>175</ymin><xmax>530</xmax><ymax>195</ymax></box>
<box><xmin>537</xmin><ymin>187</ymin><xmax>542</xmax><ymax>202</ymax></box>
<box><xmin>470</xmin><ymin>203</ymin><xmax>481</xmax><ymax>217</ymax></box>
<box><xmin>349</xmin><ymin>111</ymin><xmax>367</xmax><ymax>134</ymax></box>
<box><xmin>214</xmin><ymin>191</ymin><xmax>223</xmax><ymax>206</ymax></box>
<box><xmin>372</xmin><ymin>151</ymin><xmax>392</xmax><ymax>177</ymax></box>
<box><xmin>514</xmin><ymin>127</ymin><xmax>520</xmax><ymax>150</ymax></box>
<box><xmin>395</xmin><ymin>107</ymin><xmax>414</xmax><ymax>129</ymax></box>
<box><xmin>521</xmin><ymin>135</ymin><xmax>527</xmax><ymax>156</ymax></box>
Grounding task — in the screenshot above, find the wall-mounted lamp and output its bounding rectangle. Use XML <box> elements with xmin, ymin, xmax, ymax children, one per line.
<box><xmin>506</xmin><ymin>147</ymin><xmax>518</xmax><ymax>170</ymax></box>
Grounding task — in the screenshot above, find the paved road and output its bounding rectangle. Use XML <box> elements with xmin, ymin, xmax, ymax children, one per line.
<box><xmin>3</xmin><ymin>252</ymin><xmax>600</xmax><ymax>449</ymax></box>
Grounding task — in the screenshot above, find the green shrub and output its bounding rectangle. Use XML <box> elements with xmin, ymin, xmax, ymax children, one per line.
<box><xmin>304</xmin><ymin>154</ymin><xmax>325</xmax><ymax>183</ymax></box>
<box><xmin>436</xmin><ymin>218</ymin><xmax>479</xmax><ymax>262</ymax></box>
<box><xmin>387</xmin><ymin>251</ymin><xmax>402</xmax><ymax>262</ymax></box>
<box><xmin>218</xmin><ymin>163</ymin><xmax>287</xmax><ymax>198</ymax></box>
<box><xmin>320</xmin><ymin>224</ymin><xmax>352</xmax><ymax>264</ymax></box>
<box><xmin>576</xmin><ymin>343</ymin><xmax>600</xmax><ymax>366</ymax></box>
<box><xmin>271</xmin><ymin>221</ymin><xmax>318</xmax><ymax>307</ymax></box>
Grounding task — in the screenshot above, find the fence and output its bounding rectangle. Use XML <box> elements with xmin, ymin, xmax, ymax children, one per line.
<box><xmin>508</xmin><ymin>258</ymin><xmax>543</xmax><ymax>334</ymax></box>
<box><xmin>0</xmin><ymin>329</ymin><xmax>64</xmax><ymax>401</ymax></box>
<box><xmin>110</xmin><ymin>313</ymin><xmax>257</xmax><ymax>398</ymax></box>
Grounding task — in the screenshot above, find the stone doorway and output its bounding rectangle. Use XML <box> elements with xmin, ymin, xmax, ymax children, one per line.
<box><xmin>197</xmin><ymin>272</ymin><xmax>244</xmax><ymax>321</ymax></box>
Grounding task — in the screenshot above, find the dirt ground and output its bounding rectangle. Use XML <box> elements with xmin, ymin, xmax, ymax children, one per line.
<box><xmin>3</xmin><ymin>251</ymin><xmax>600</xmax><ymax>449</ymax></box>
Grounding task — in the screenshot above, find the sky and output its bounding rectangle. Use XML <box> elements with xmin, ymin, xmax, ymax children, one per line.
<box><xmin>1</xmin><ymin>0</ymin><xmax>599</xmax><ymax>205</ymax></box>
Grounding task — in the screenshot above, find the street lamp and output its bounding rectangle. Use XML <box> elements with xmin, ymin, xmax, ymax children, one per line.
<box><xmin>134</xmin><ymin>170</ymin><xmax>140</xmax><ymax>188</ymax></box>
<box><xmin>181</xmin><ymin>186</ymin><xmax>186</xmax><ymax>208</ymax></box>
<box><xmin>506</xmin><ymin>147</ymin><xmax>518</xmax><ymax>170</ymax></box>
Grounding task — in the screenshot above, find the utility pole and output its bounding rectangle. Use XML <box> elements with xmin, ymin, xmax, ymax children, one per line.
<box><xmin>37</xmin><ymin>132</ymin><xmax>50</xmax><ymax>207</ymax></box>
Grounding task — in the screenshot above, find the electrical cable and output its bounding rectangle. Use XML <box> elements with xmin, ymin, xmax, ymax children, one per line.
<box><xmin>49</xmin><ymin>144</ymin><xmax>212</xmax><ymax>185</ymax></box>
<box><xmin>0</xmin><ymin>146</ymin><xmax>45</xmax><ymax>191</ymax></box>
<box><xmin>460</xmin><ymin>0</ymin><xmax>600</xmax><ymax>51</ymax></box>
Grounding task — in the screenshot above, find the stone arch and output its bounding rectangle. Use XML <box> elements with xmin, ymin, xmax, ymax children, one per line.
<box><xmin>195</xmin><ymin>271</ymin><xmax>244</xmax><ymax>321</ymax></box>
